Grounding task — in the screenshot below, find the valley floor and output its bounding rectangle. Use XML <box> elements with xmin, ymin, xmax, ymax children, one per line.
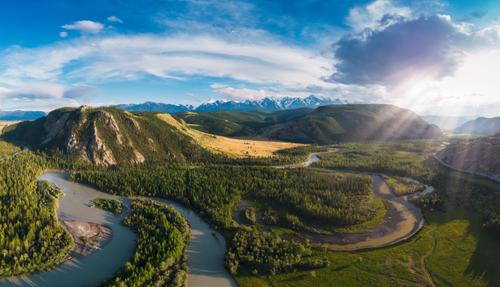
<box><xmin>236</xmin><ymin>207</ymin><xmax>500</xmax><ymax>287</ymax></box>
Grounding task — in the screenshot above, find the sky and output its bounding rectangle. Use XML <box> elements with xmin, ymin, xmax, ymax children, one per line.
<box><xmin>0</xmin><ymin>0</ymin><xmax>500</xmax><ymax>116</ymax></box>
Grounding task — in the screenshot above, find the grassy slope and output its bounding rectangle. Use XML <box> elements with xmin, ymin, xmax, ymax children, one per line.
<box><xmin>174</xmin><ymin>108</ymin><xmax>311</xmax><ymax>137</ymax></box>
<box><xmin>0</xmin><ymin>140</ymin><xmax>21</xmax><ymax>158</ymax></box>
<box><xmin>158</xmin><ymin>114</ymin><xmax>303</xmax><ymax>158</ymax></box>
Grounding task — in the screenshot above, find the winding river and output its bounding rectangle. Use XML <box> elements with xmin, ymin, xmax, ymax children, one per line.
<box><xmin>1</xmin><ymin>151</ymin><xmax>433</xmax><ymax>286</ymax></box>
<box><xmin>273</xmin><ymin>152</ymin><xmax>433</xmax><ymax>251</ymax></box>
<box><xmin>0</xmin><ymin>172</ymin><xmax>236</xmax><ymax>287</ymax></box>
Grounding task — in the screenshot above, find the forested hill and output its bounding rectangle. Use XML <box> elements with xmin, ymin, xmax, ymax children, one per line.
<box><xmin>436</xmin><ymin>134</ymin><xmax>500</xmax><ymax>179</ymax></box>
<box><xmin>176</xmin><ymin>104</ymin><xmax>442</xmax><ymax>144</ymax></box>
<box><xmin>1</xmin><ymin>106</ymin><xmax>211</xmax><ymax>166</ymax></box>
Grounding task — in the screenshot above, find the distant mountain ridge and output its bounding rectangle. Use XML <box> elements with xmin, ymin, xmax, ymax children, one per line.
<box><xmin>0</xmin><ymin>110</ymin><xmax>46</xmax><ymax>121</ymax></box>
<box><xmin>176</xmin><ymin>104</ymin><xmax>442</xmax><ymax>144</ymax></box>
<box><xmin>117</xmin><ymin>95</ymin><xmax>346</xmax><ymax>113</ymax></box>
<box><xmin>421</xmin><ymin>115</ymin><xmax>475</xmax><ymax>131</ymax></box>
<box><xmin>455</xmin><ymin>117</ymin><xmax>500</xmax><ymax>135</ymax></box>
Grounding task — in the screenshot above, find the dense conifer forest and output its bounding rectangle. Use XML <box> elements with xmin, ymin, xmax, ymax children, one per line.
<box><xmin>90</xmin><ymin>198</ymin><xmax>123</xmax><ymax>215</ymax></box>
<box><xmin>71</xmin><ymin>165</ymin><xmax>376</xmax><ymax>229</ymax></box>
<box><xmin>225</xmin><ymin>229</ymin><xmax>329</xmax><ymax>275</ymax></box>
<box><xmin>0</xmin><ymin>152</ymin><xmax>73</xmax><ymax>276</ymax></box>
<box><xmin>105</xmin><ymin>199</ymin><xmax>189</xmax><ymax>287</ymax></box>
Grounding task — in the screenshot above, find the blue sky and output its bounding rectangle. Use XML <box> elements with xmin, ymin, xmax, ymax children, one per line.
<box><xmin>1</xmin><ymin>0</ymin><xmax>500</xmax><ymax>116</ymax></box>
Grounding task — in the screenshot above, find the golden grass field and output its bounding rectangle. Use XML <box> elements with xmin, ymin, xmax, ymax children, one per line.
<box><xmin>158</xmin><ymin>114</ymin><xmax>303</xmax><ymax>158</ymax></box>
<box><xmin>0</xmin><ymin>121</ymin><xmax>17</xmax><ymax>134</ymax></box>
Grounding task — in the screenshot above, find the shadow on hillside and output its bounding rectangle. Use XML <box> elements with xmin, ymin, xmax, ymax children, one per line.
<box><xmin>465</xmin><ymin>230</ymin><xmax>500</xmax><ymax>286</ymax></box>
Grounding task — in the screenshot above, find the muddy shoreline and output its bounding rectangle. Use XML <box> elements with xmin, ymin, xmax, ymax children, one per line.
<box><xmin>62</xmin><ymin>220</ymin><xmax>113</xmax><ymax>259</ymax></box>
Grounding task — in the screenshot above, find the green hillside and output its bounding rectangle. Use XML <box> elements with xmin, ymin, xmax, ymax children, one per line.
<box><xmin>176</xmin><ymin>104</ymin><xmax>442</xmax><ymax>144</ymax></box>
<box><xmin>1</xmin><ymin>106</ymin><xmax>211</xmax><ymax>165</ymax></box>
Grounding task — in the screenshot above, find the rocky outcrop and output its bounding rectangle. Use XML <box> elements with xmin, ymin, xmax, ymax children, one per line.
<box><xmin>1</xmin><ymin>106</ymin><xmax>204</xmax><ymax>166</ymax></box>
<box><xmin>132</xmin><ymin>150</ymin><xmax>145</xmax><ymax>164</ymax></box>
<box><xmin>97</xmin><ymin>111</ymin><xmax>123</xmax><ymax>145</ymax></box>
<box><xmin>87</xmin><ymin>122</ymin><xmax>116</xmax><ymax>166</ymax></box>
<box><xmin>41</xmin><ymin>112</ymin><xmax>71</xmax><ymax>145</ymax></box>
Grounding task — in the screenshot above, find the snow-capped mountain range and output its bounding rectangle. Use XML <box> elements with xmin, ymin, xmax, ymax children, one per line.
<box><xmin>117</xmin><ymin>95</ymin><xmax>347</xmax><ymax>113</ymax></box>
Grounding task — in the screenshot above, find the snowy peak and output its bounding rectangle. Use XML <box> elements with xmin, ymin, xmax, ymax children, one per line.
<box><xmin>118</xmin><ymin>96</ymin><xmax>346</xmax><ymax>113</ymax></box>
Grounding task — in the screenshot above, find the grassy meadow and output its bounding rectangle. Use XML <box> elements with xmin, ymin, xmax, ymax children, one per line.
<box><xmin>234</xmin><ymin>140</ymin><xmax>500</xmax><ymax>287</ymax></box>
<box><xmin>235</xmin><ymin>207</ymin><xmax>500</xmax><ymax>287</ymax></box>
<box><xmin>158</xmin><ymin>113</ymin><xmax>303</xmax><ymax>158</ymax></box>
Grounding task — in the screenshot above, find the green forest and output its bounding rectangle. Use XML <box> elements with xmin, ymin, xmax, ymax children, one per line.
<box><xmin>225</xmin><ymin>229</ymin><xmax>329</xmax><ymax>275</ymax></box>
<box><xmin>0</xmin><ymin>152</ymin><xmax>73</xmax><ymax>276</ymax></box>
<box><xmin>1</xmin><ymin>135</ymin><xmax>500</xmax><ymax>287</ymax></box>
<box><xmin>90</xmin><ymin>198</ymin><xmax>123</xmax><ymax>215</ymax></box>
<box><xmin>71</xmin><ymin>165</ymin><xmax>377</xmax><ymax>229</ymax></box>
<box><xmin>106</xmin><ymin>199</ymin><xmax>189</xmax><ymax>287</ymax></box>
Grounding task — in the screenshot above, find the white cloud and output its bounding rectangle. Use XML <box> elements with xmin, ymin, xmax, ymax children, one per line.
<box><xmin>346</xmin><ymin>0</ymin><xmax>412</xmax><ymax>31</ymax></box>
<box><xmin>62</xmin><ymin>20</ymin><xmax>104</xmax><ymax>33</ymax></box>
<box><xmin>210</xmin><ymin>84</ymin><xmax>274</xmax><ymax>100</ymax></box>
<box><xmin>59</xmin><ymin>31</ymin><xmax>68</xmax><ymax>38</ymax></box>
<box><xmin>107</xmin><ymin>16</ymin><xmax>123</xmax><ymax>23</ymax></box>
<box><xmin>0</xmin><ymin>34</ymin><xmax>332</xmax><ymax>88</ymax></box>
<box><xmin>0</xmin><ymin>33</ymin><xmax>339</xmax><ymax>110</ymax></box>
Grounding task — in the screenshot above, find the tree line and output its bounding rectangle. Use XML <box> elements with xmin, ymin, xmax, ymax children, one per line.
<box><xmin>71</xmin><ymin>165</ymin><xmax>376</xmax><ymax>229</ymax></box>
<box><xmin>0</xmin><ymin>153</ymin><xmax>73</xmax><ymax>277</ymax></box>
<box><xmin>225</xmin><ymin>229</ymin><xmax>329</xmax><ymax>275</ymax></box>
<box><xmin>105</xmin><ymin>199</ymin><xmax>189</xmax><ymax>287</ymax></box>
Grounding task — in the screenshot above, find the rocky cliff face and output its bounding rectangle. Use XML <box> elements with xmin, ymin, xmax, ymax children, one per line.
<box><xmin>2</xmin><ymin>106</ymin><xmax>205</xmax><ymax>166</ymax></box>
<box><xmin>35</xmin><ymin>106</ymin><xmax>122</xmax><ymax>165</ymax></box>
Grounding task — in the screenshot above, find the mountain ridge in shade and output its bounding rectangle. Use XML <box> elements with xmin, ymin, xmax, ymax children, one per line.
<box><xmin>176</xmin><ymin>104</ymin><xmax>443</xmax><ymax>144</ymax></box>
<box><xmin>454</xmin><ymin>117</ymin><xmax>500</xmax><ymax>135</ymax></box>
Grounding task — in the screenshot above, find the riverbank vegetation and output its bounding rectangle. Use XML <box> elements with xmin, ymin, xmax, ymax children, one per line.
<box><xmin>90</xmin><ymin>198</ymin><xmax>123</xmax><ymax>215</ymax></box>
<box><xmin>236</xmin><ymin>208</ymin><xmax>500</xmax><ymax>287</ymax></box>
<box><xmin>106</xmin><ymin>199</ymin><xmax>189</xmax><ymax>287</ymax></box>
<box><xmin>225</xmin><ymin>229</ymin><xmax>329</xmax><ymax>275</ymax></box>
<box><xmin>383</xmin><ymin>175</ymin><xmax>425</xmax><ymax>196</ymax></box>
<box><xmin>71</xmin><ymin>165</ymin><xmax>378</xmax><ymax>230</ymax></box>
<box><xmin>314</xmin><ymin>141</ymin><xmax>500</xmax><ymax>238</ymax></box>
<box><xmin>0</xmin><ymin>152</ymin><xmax>73</xmax><ymax>277</ymax></box>
<box><xmin>70</xmin><ymin>163</ymin><xmax>381</xmax><ymax>281</ymax></box>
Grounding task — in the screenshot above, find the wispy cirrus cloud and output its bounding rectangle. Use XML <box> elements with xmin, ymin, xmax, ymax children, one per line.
<box><xmin>0</xmin><ymin>33</ymin><xmax>334</xmax><ymax>104</ymax></box>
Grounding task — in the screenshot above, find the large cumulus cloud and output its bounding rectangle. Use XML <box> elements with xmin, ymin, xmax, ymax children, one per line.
<box><xmin>330</xmin><ymin>15</ymin><xmax>469</xmax><ymax>86</ymax></box>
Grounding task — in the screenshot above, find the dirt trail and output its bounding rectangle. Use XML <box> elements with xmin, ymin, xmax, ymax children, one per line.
<box><xmin>421</xmin><ymin>228</ymin><xmax>437</xmax><ymax>287</ymax></box>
